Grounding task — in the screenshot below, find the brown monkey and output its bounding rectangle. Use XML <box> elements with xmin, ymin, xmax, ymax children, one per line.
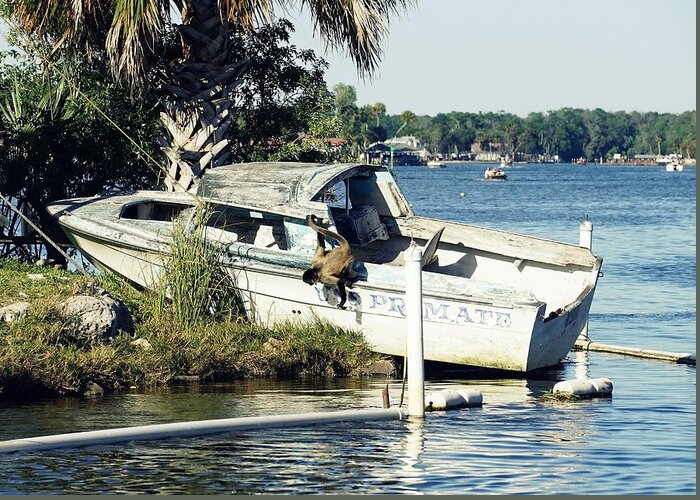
<box><xmin>302</xmin><ymin>214</ymin><xmax>358</xmax><ymax>309</ymax></box>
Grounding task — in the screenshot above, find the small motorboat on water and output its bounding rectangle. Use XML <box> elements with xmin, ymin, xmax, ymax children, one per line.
<box><xmin>665</xmin><ymin>159</ymin><xmax>684</xmax><ymax>172</ymax></box>
<box><xmin>427</xmin><ymin>157</ymin><xmax>446</xmax><ymax>168</ymax></box>
<box><xmin>47</xmin><ymin>162</ymin><xmax>602</xmax><ymax>372</ymax></box>
<box><xmin>484</xmin><ymin>167</ymin><xmax>507</xmax><ymax>180</ymax></box>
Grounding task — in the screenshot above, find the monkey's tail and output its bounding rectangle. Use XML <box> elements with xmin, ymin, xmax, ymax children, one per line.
<box><xmin>308</xmin><ymin>217</ymin><xmax>350</xmax><ymax>249</ymax></box>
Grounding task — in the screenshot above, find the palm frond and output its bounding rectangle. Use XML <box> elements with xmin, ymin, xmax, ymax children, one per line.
<box><xmin>301</xmin><ymin>0</ymin><xmax>413</xmax><ymax>77</ymax></box>
<box><xmin>219</xmin><ymin>0</ymin><xmax>275</xmax><ymax>28</ymax></box>
<box><xmin>105</xmin><ymin>0</ymin><xmax>171</xmax><ymax>86</ymax></box>
<box><xmin>9</xmin><ymin>0</ymin><xmax>170</xmax><ymax>88</ymax></box>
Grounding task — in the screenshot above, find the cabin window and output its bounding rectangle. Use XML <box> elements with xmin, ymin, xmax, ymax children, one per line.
<box><xmin>120</xmin><ymin>201</ymin><xmax>193</xmax><ymax>222</ymax></box>
<box><xmin>205</xmin><ymin>205</ymin><xmax>288</xmax><ymax>250</ymax></box>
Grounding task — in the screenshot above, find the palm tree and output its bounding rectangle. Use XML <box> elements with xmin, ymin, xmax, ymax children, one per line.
<box><xmin>372</xmin><ymin>102</ymin><xmax>386</xmax><ymax>127</ymax></box>
<box><xmin>394</xmin><ymin>110</ymin><xmax>416</xmax><ymax>138</ymax></box>
<box><xmin>7</xmin><ymin>0</ymin><xmax>411</xmax><ymax>192</ymax></box>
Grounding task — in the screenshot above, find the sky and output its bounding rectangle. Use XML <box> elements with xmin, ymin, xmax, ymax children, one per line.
<box><xmin>0</xmin><ymin>0</ymin><xmax>695</xmax><ymax>117</ymax></box>
<box><xmin>284</xmin><ymin>0</ymin><xmax>696</xmax><ymax>116</ymax></box>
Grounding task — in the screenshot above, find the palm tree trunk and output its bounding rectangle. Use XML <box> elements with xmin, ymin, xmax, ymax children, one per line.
<box><xmin>159</xmin><ymin>0</ymin><xmax>249</xmax><ymax>192</ymax></box>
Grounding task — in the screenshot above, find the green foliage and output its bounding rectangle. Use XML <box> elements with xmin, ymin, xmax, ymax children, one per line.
<box><xmin>539</xmin><ymin>390</ymin><xmax>581</xmax><ymax>402</ymax></box>
<box><xmin>154</xmin><ymin>204</ymin><xmax>246</xmax><ymax>330</ymax></box>
<box><xmin>0</xmin><ymin>46</ymin><xmax>160</xmax><ymax>261</ymax></box>
<box><xmin>224</xmin><ymin>20</ymin><xmax>341</xmax><ymax>163</ymax></box>
<box><xmin>330</xmin><ymin>83</ymin><xmax>392</xmax><ymax>155</ymax></box>
<box><xmin>330</xmin><ymin>84</ymin><xmax>696</xmax><ymax>161</ymax></box>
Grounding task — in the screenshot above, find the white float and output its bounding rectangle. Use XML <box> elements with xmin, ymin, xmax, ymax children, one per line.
<box><xmin>425</xmin><ymin>388</ymin><xmax>483</xmax><ymax>411</ymax></box>
<box><xmin>552</xmin><ymin>377</ymin><xmax>613</xmax><ymax>398</ymax></box>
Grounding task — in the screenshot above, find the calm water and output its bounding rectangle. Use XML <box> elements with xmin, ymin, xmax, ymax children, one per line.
<box><xmin>1</xmin><ymin>163</ymin><xmax>696</xmax><ymax>494</ymax></box>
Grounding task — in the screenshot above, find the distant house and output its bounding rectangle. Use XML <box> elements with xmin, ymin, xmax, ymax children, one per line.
<box><xmin>470</xmin><ymin>141</ymin><xmax>509</xmax><ymax>161</ymax></box>
<box><xmin>386</xmin><ymin>135</ymin><xmax>422</xmax><ymax>149</ymax></box>
<box><xmin>611</xmin><ymin>153</ymin><xmax>626</xmax><ymax>163</ymax></box>
<box><xmin>364</xmin><ymin>136</ymin><xmax>429</xmax><ymax>166</ymax></box>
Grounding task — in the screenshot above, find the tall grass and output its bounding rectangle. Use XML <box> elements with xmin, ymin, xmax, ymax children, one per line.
<box><xmin>154</xmin><ymin>203</ymin><xmax>245</xmax><ymax>329</ymax></box>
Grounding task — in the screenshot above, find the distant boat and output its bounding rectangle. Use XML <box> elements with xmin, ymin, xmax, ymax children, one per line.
<box><xmin>665</xmin><ymin>158</ymin><xmax>684</xmax><ymax>172</ymax></box>
<box><xmin>658</xmin><ymin>154</ymin><xmax>683</xmax><ymax>169</ymax></box>
<box><xmin>500</xmin><ymin>156</ymin><xmax>513</xmax><ymax>168</ymax></box>
<box><xmin>427</xmin><ymin>158</ymin><xmax>446</xmax><ymax>168</ymax></box>
<box><xmin>485</xmin><ymin>167</ymin><xmax>507</xmax><ymax>180</ymax></box>
<box><xmin>46</xmin><ymin>161</ymin><xmax>601</xmax><ymax>372</ymax></box>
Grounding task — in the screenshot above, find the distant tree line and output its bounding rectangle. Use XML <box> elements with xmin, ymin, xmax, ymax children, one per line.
<box><xmin>331</xmin><ymin>83</ymin><xmax>696</xmax><ymax>161</ymax></box>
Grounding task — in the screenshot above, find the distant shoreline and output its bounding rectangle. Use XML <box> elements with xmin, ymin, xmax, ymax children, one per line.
<box><xmin>438</xmin><ymin>160</ymin><xmax>697</xmax><ymax>167</ymax></box>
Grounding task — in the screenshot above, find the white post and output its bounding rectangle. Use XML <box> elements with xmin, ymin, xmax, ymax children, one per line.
<box><xmin>579</xmin><ymin>218</ymin><xmax>593</xmax><ymax>251</ymax></box>
<box><xmin>404</xmin><ymin>242</ymin><xmax>425</xmax><ymax>418</ymax></box>
<box><xmin>578</xmin><ymin>217</ymin><xmax>594</xmax><ymax>341</ymax></box>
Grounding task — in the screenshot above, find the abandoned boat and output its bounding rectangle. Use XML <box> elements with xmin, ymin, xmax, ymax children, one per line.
<box><xmin>46</xmin><ymin>162</ymin><xmax>602</xmax><ymax>372</ymax></box>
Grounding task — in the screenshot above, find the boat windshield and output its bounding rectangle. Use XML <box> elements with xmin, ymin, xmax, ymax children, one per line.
<box><xmin>312</xmin><ymin>169</ymin><xmax>412</xmax><ymax>219</ymax></box>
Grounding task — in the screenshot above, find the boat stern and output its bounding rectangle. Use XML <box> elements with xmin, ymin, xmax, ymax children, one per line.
<box><xmin>525</xmin><ymin>257</ymin><xmax>602</xmax><ymax>371</ymax></box>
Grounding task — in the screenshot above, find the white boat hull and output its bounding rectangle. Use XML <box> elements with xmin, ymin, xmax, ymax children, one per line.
<box><xmin>63</xmin><ymin>228</ymin><xmax>595</xmax><ymax>372</ymax></box>
<box><xmin>427</xmin><ymin>162</ymin><xmax>445</xmax><ymax>169</ymax></box>
<box><xmin>243</xmin><ymin>270</ymin><xmax>593</xmax><ymax>371</ymax></box>
<box><xmin>47</xmin><ymin>162</ymin><xmax>601</xmax><ymax>373</ymax></box>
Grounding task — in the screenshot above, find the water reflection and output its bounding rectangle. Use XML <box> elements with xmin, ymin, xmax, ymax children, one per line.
<box><xmin>573</xmin><ymin>349</ymin><xmax>591</xmax><ymax>380</ymax></box>
<box><xmin>399</xmin><ymin>419</ymin><xmax>425</xmax><ymax>491</ymax></box>
<box><xmin>1</xmin><ymin>367</ymin><xmax>693</xmax><ymax>495</ymax></box>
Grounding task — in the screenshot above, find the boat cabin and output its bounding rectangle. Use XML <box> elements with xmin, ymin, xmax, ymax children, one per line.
<box><xmin>119</xmin><ymin>162</ymin><xmax>417</xmax><ymax>265</ymax></box>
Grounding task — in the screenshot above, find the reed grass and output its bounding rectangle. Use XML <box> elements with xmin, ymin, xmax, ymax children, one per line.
<box><xmin>154</xmin><ymin>203</ymin><xmax>245</xmax><ymax>329</ymax></box>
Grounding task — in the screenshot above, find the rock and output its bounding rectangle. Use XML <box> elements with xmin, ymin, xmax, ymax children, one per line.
<box><xmin>263</xmin><ymin>337</ymin><xmax>286</xmax><ymax>352</ymax></box>
<box><xmin>83</xmin><ymin>381</ymin><xmax>104</xmax><ymax>397</ymax></box>
<box><xmin>57</xmin><ymin>291</ymin><xmax>134</xmax><ymax>346</ymax></box>
<box><xmin>363</xmin><ymin>360</ymin><xmax>396</xmax><ymax>377</ymax></box>
<box><xmin>0</xmin><ymin>302</ymin><xmax>31</xmax><ymax>323</ymax></box>
<box><xmin>130</xmin><ymin>338</ymin><xmax>152</xmax><ymax>350</ymax></box>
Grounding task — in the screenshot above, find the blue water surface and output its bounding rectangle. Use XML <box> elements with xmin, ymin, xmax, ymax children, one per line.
<box><xmin>0</xmin><ymin>163</ymin><xmax>695</xmax><ymax>494</ymax></box>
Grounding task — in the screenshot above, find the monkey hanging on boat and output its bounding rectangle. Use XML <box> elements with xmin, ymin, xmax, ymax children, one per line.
<box><xmin>302</xmin><ymin>214</ymin><xmax>358</xmax><ymax>309</ymax></box>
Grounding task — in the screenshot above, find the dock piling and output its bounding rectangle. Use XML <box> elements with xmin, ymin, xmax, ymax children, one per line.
<box><xmin>578</xmin><ymin>216</ymin><xmax>594</xmax><ymax>340</ymax></box>
<box><xmin>404</xmin><ymin>243</ymin><xmax>425</xmax><ymax>418</ymax></box>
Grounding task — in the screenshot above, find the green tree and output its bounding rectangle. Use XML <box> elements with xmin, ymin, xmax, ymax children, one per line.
<box><xmin>223</xmin><ymin>20</ymin><xmax>335</xmax><ymax>162</ymax></box>
<box><xmin>0</xmin><ymin>53</ymin><xmax>158</xmax><ymax>262</ymax></box>
<box><xmin>333</xmin><ymin>83</ymin><xmax>358</xmax><ymax>118</ymax></box>
<box><xmin>547</xmin><ymin>108</ymin><xmax>587</xmax><ymax>161</ymax></box>
<box><xmin>372</xmin><ymin>102</ymin><xmax>387</xmax><ymax>127</ymax></box>
<box><xmin>395</xmin><ymin>110</ymin><xmax>416</xmax><ymax>137</ymax></box>
<box><xmin>4</xmin><ymin>0</ymin><xmax>411</xmax><ymax>192</ymax></box>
